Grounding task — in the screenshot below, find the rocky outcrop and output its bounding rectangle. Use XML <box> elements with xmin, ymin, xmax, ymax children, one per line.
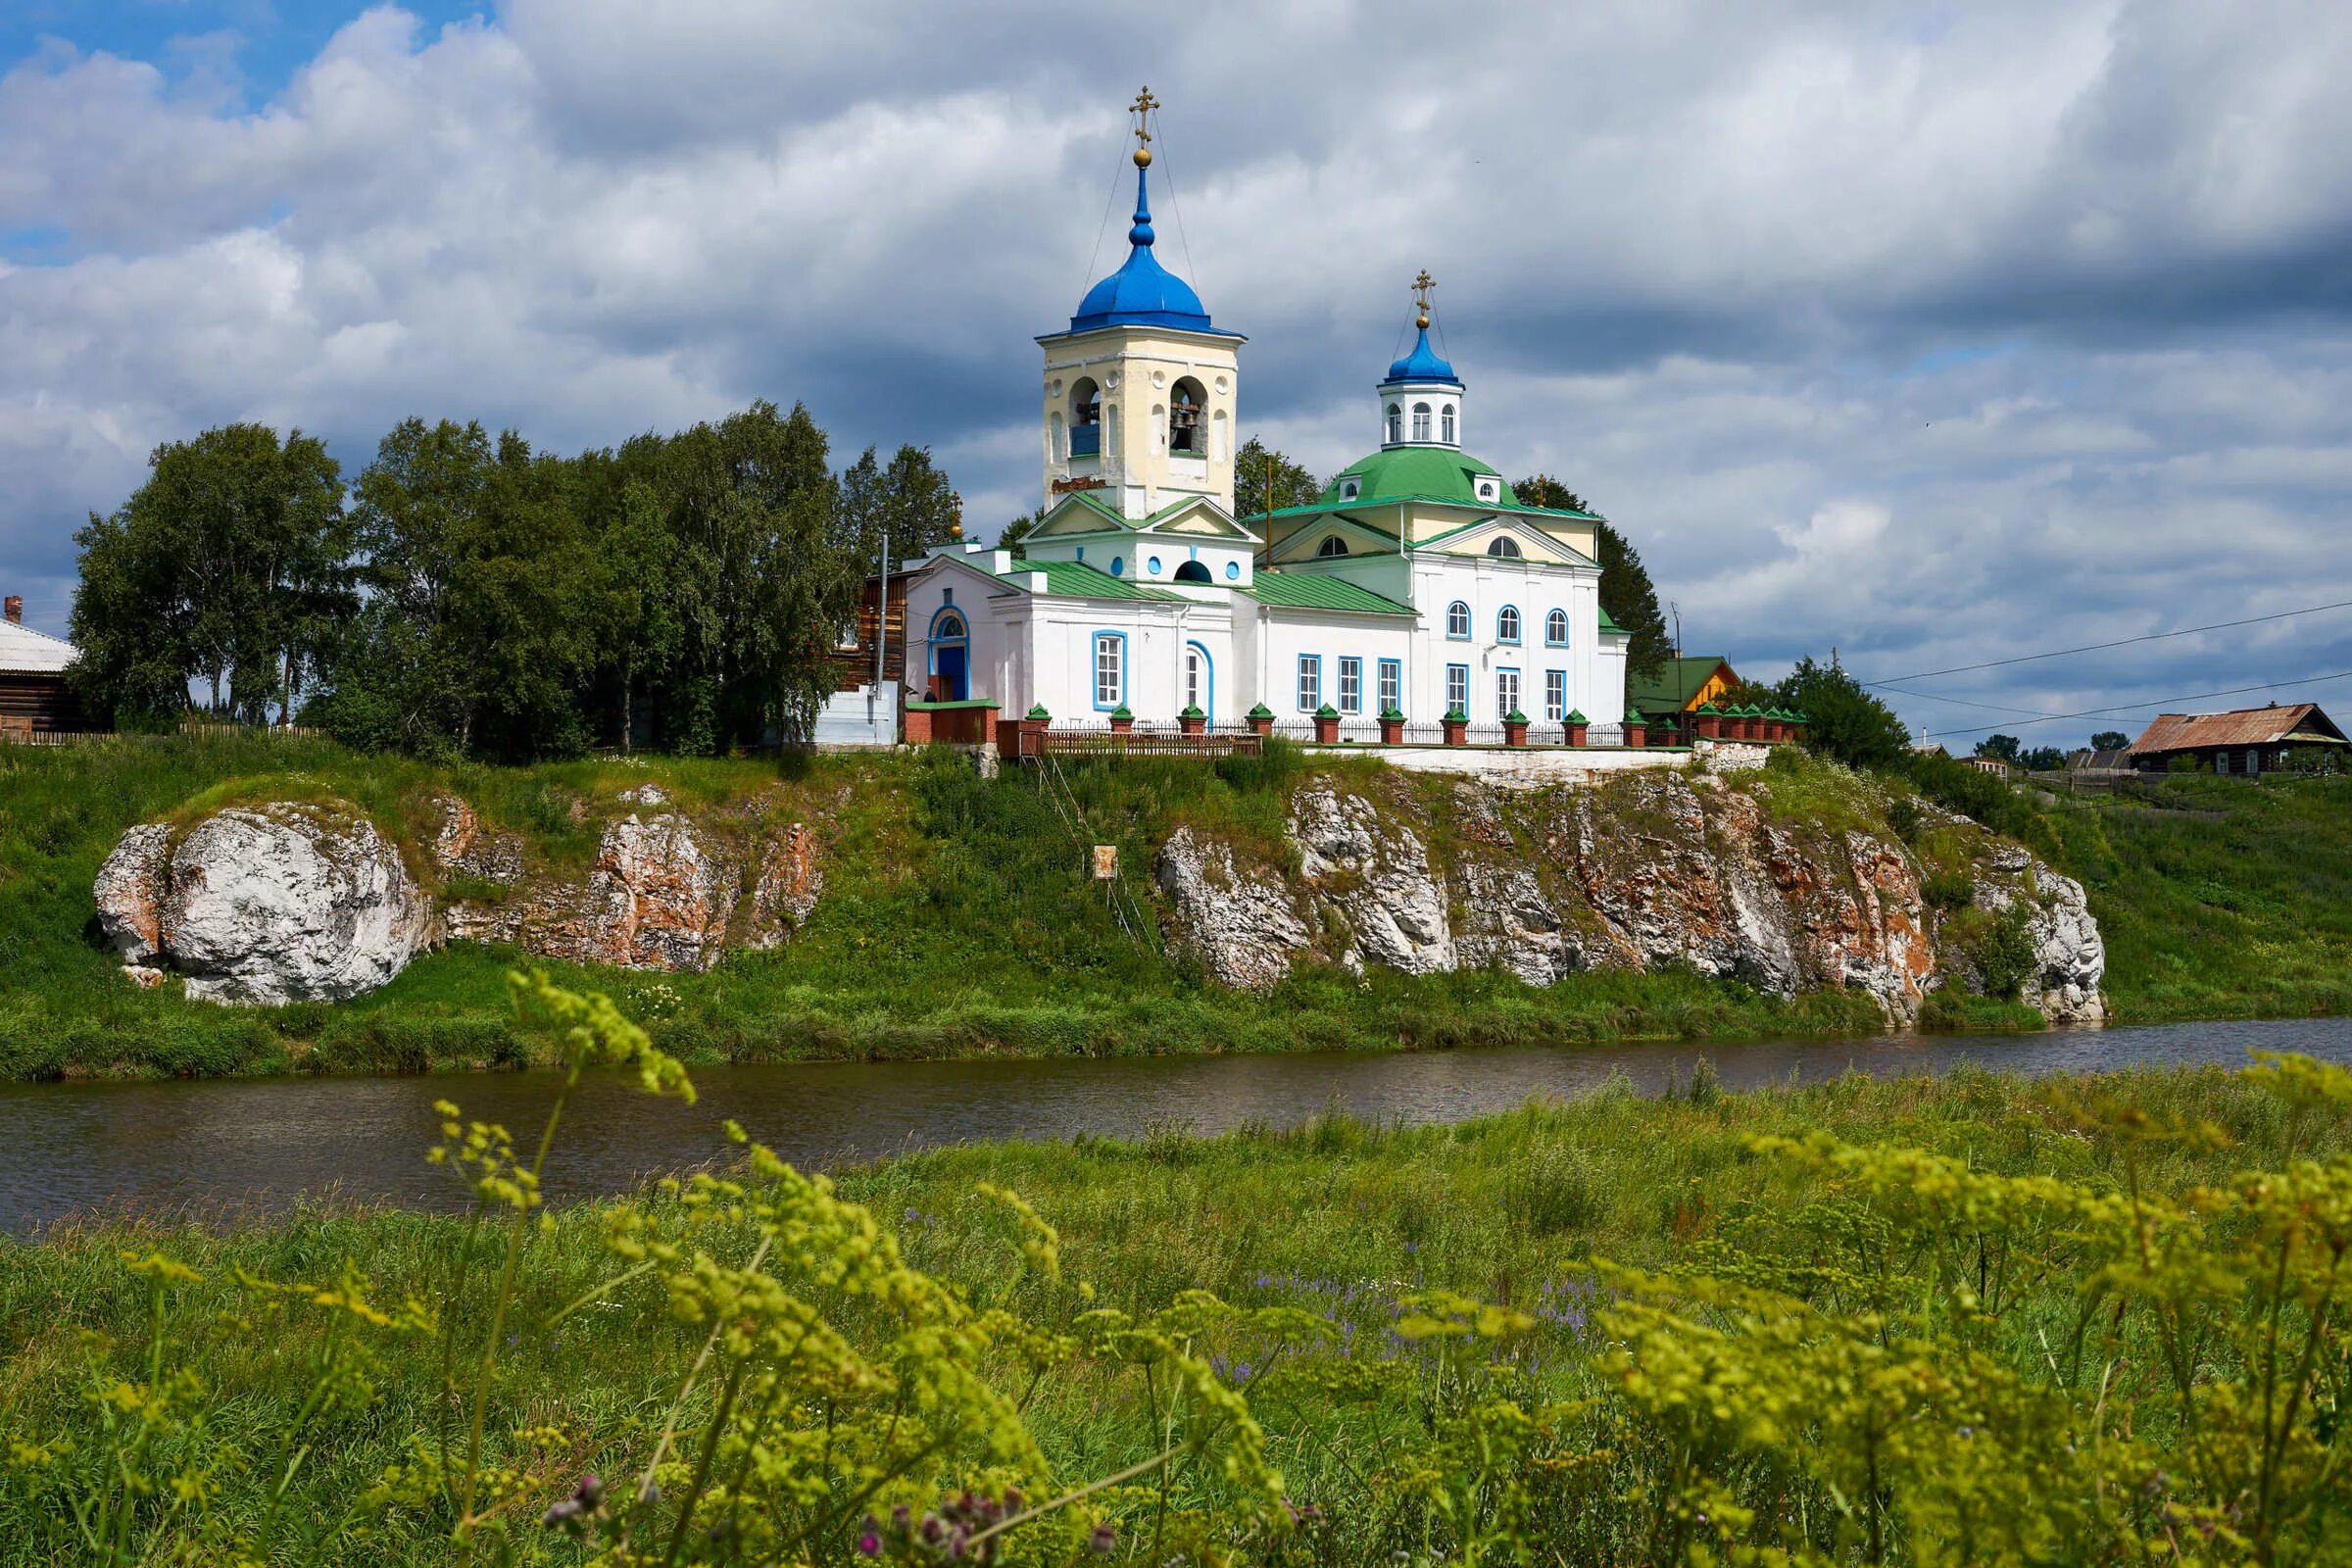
<box><xmin>95</xmin><ymin>802</ymin><xmax>430</xmax><ymax>1004</ymax></box>
<box><xmin>101</xmin><ymin>786</ymin><xmax>829</xmax><ymax>1004</ymax></box>
<box><xmin>1154</xmin><ymin>765</ymin><xmax>2104</xmax><ymax>1023</ymax></box>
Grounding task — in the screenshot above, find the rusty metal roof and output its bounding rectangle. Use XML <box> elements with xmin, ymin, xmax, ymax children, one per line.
<box><xmin>2127</xmin><ymin>703</ymin><xmax>2346</xmax><ymax>754</ymax></box>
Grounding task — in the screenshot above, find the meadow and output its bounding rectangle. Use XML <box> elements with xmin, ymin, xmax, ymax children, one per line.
<box><xmin>3</xmin><ymin>977</ymin><xmax>2348</xmax><ymax>1563</ymax></box>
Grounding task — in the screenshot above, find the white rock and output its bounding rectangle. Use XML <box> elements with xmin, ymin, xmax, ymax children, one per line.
<box><xmin>94</xmin><ymin>823</ymin><xmax>172</xmax><ymax>965</ymax></box>
<box><xmin>1153</xmin><ymin>826</ymin><xmax>1307</xmax><ymax>989</ymax></box>
<box><xmin>154</xmin><ymin>805</ymin><xmax>430</xmax><ymax>1004</ymax></box>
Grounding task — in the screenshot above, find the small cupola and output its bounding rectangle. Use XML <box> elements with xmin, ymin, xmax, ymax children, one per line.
<box><xmin>1377</xmin><ymin>268</ymin><xmax>1464</xmax><ymax>450</ymax></box>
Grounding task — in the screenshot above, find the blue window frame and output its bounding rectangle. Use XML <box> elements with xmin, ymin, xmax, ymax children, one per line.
<box><xmin>1545</xmin><ymin>669</ymin><xmax>1567</xmax><ymax>721</ymax></box>
<box><xmin>1184</xmin><ymin>641</ymin><xmax>1213</xmax><ymax>717</ymax></box>
<box><xmin>1147</xmin><ymin>555</ymin><xmax>1163</xmax><ymax>575</ymax></box>
<box><xmin>1496</xmin><ymin>666</ymin><xmax>1521</xmax><ymax>719</ymax></box>
<box><xmin>1091</xmin><ymin>631</ymin><xmax>1128</xmax><ymax>710</ymax></box>
<box><xmin>1544</xmin><ymin>608</ymin><xmax>1568</xmax><ymax>647</ymax></box>
<box><xmin>1497</xmin><ymin>605</ymin><xmax>1521</xmax><ymax>644</ymax></box>
<box><xmin>1297</xmin><ymin>655</ymin><xmax>1322</xmax><ymax>713</ymax></box>
<box><xmin>1445</xmin><ymin>662</ymin><xmax>1468</xmax><ymax>715</ymax></box>
<box><xmin>1109</xmin><ymin>557</ymin><xmax>1124</xmax><ymax>577</ymax></box>
<box><xmin>1446</xmin><ymin>601</ymin><xmax>1470</xmax><ymax>639</ymax></box>
<box><xmin>1377</xmin><ymin>658</ymin><xmax>1401</xmax><ymax>713</ymax></box>
<box><xmin>1338</xmin><ymin>657</ymin><xmax>1363</xmax><ymax>713</ymax></box>
<box><xmin>1224</xmin><ymin>560</ymin><xmax>1241</xmax><ymax>580</ymax></box>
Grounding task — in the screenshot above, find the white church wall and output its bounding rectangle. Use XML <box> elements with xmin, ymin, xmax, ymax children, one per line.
<box><xmin>1258</xmin><ymin>612</ymin><xmax>1418</xmax><ymax>720</ymax></box>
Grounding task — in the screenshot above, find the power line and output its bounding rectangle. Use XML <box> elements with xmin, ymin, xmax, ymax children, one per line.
<box><xmin>1865</xmin><ymin>598</ymin><xmax>2352</xmax><ymax>687</ymax></box>
<box><xmin>1147</xmin><ymin>107</ymin><xmax>1200</xmax><ymax>301</ymax></box>
<box><xmin>1876</xmin><ymin>683</ymin><xmax>2051</xmax><ymax>718</ymax></box>
<box><xmin>1921</xmin><ymin>668</ymin><xmax>2352</xmax><ymax>741</ymax></box>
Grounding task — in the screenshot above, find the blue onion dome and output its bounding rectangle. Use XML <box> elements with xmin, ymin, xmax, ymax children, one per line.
<box><xmin>1382</xmin><ymin>326</ymin><xmax>1461</xmax><ymax>387</ymax></box>
<box><xmin>1069</xmin><ymin>164</ymin><xmax>1219</xmax><ymax>332</ymax></box>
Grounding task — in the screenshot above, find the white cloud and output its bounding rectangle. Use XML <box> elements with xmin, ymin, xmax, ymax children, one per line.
<box><xmin>2</xmin><ymin>0</ymin><xmax>2350</xmax><ymax>749</ymax></box>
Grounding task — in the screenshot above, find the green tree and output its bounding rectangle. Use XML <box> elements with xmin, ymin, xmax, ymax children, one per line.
<box><xmin>1773</xmin><ymin>655</ymin><xmax>1913</xmax><ymax>771</ymax></box>
<box><xmin>2089</xmin><ymin>729</ymin><xmax>2130</xmax><ymax>751</ymax></box>
<box><xmin>1514</xmin><ymin>473</ymin><xmax>1671</xmax><ymax>680</ymax></box>
<box><xmin>1976</xmin><ymin>733</ymin><xmax>2023</xmax><ymax>763</ymax></box>
<box><xmin>70</xmin><ymin>424</ymin><xmax>349</xmax><ymax>726</ymax></box>
<box><xmin>322</xmin><ymin>419</ymin><xmax>600</xmax><ymax>760</ymax></box>
<box><xmin>657</xmin><ymin>400</ymin><xmax>851</xmax><ymax>752</ymax></box>
<box><xmin>1235</xmin><ymin>438</ymin><xmax>1320</xmax><ymax>520</ymax></box>
<box><xmin>999</xmin><ymin>507</ymin><xmax>1046</xmax><ymax>559</ymax></box>
<box><xmin>2021</xmin><ymin>744</ymin><xmax>2068</xmax><ymax>771</ymax></box>
<box><xmin>839</xmin><ymin>444</ymin><xmax>962</xmax><ymax>567</ymax></box>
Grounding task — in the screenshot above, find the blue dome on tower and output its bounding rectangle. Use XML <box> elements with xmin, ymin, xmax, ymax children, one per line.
<box><xmin>1068</xmin><ymin>165</ymin><xmax>1226</xmax><ymax>334</ymax></box>
<box><xmin>1382</xmin><ymin>326</ymin><xmax>1461</xmax><ymax>387</ymax></box>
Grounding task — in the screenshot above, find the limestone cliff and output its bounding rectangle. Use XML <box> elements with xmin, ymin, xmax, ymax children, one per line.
<box><xmin>1155</xmin><ymin>762</ymin><xmax>2104</xmax><ymax>1025</ymax></box>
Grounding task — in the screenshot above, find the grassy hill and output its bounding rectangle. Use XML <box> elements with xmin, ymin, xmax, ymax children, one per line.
<box><xmin>1</xmin><ymin>734</ymin><xmax>2345</xmax><ymax>1079</ymax></box>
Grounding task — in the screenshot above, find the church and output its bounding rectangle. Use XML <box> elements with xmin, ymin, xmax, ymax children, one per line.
<box><xmin>898</xmin><ymin>95</ymin><xmax>1630</xmax><ymax>743</ymax></box>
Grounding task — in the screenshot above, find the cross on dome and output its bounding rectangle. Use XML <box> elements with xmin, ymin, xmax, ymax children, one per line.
<box><xmin>1130</xmin><ymin>86</ymin><xmax>1157</xmax><ymax>166</ymax></box>
<box><xmin>1412</xmin><ymin>269</ymin><xmax>1435</xmax><ymax>329</ymax></box>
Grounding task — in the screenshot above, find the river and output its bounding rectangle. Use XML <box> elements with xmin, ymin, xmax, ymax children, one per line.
<box><xmin>3</xmin><ymin>1016</ymin><xmax>2346</xmax><ymax>1234</ymax></box>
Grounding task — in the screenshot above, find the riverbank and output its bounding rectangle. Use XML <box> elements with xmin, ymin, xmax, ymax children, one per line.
<box><xmin>5</xmin><ymin>1053</ymin><xmax>2347</xmax><ymax>1562</ymax></box>
<box><xmin>3</xmin><ymin>734</ymin><xmax>2343</xmax><ymax>1081</ymax></box>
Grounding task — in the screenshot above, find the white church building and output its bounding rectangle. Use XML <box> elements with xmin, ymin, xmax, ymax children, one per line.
<box><xmin>900</xmin><ymin>104</ymin><xmax>1629</xmax><ymax>741</ymax></box>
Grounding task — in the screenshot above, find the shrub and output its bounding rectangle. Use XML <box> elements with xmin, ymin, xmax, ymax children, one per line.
<box><xmin>1922</xmin><ymin>868</ymin><xmax>1977</xmax><ymax>910</ymax></box>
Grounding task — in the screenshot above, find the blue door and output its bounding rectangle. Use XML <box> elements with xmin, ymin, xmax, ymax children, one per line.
<box><xmin>936</xmin><ymin>643</ymin><xmax>968</xmax><ymax>701</ymax></box>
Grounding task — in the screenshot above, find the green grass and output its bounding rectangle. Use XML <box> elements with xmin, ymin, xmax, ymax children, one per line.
<box><xmin>2040</xmin><ymin>773</ymin><xmax>2352</xmax><ymax>1023</ymax></box>
<box><xmin>4</xmin><ymin>1058</ymin><xmax>2346</xmax><ymax>1562</ymax></box>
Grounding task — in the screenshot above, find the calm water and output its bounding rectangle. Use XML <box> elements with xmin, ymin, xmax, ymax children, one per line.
<box><xmin>3</xmin><ymin>1016</ymin><xmax>2347</xmax><ymax>1234</ymax></box>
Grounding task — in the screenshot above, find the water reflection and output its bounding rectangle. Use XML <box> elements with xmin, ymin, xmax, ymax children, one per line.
<box><xmin>3</xmin><ymin>1016</ymin><xmax>2346</xmax><ymax>1234</ymax></box>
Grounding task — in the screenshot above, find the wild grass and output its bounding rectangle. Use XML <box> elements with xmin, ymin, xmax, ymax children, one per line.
<box><xmin>5</xmin><ymin>979</ymin><xmax>2349</xmax><ymax>1563</ymax></box>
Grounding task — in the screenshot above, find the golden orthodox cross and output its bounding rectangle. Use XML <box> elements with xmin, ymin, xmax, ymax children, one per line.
<box><xmin>1131</xmin><ymin>87</ymin><xmax>1158</xmax><ymax>150</ymax></box>
<box><xmin>1413</xmin><ymin>269</ymin><xmax>1436</xmax><ymax>327</ymax></box>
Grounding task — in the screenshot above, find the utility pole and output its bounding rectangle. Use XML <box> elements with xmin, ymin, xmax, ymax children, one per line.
<box><xmin>873</xmin><ymin>527</ymin><xmax>889</xmax><ymax>742</ymax></box>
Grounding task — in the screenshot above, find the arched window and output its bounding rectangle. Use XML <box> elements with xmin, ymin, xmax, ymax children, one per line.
<box><xmin>1545</xmin><ymin>608</ymin><xmax>1568</xmax><ymax>646</ymax></box>
<box><xmin>1441</xmin><ymin>404</ymin><xmax>1456</xmax><ymax>444</ymax></box>
<box><xmin>1174</xmin><ymin>560</ymin><xmax>1212</xmax><ymax>583</ymax></box>
<box><xmin>1386</xmin><ymin>404</ymin><xmax>1402</xmax><ymax>444</ymax></box>
<box><xmin>1411</xmin><ymin>402</ymin><xmax>1432</xmax><ymax>441</ymax></box>
<box><xmin>928</xmin><ymin>608</ymin><xmax>970</xmax><ymax>702</ymax></box>
<box><xmin>1168</xmin><ymin>378</ymin><xmax>1206</xmax><ymax>455</ymax></box>
<box><xmin>1446</xmin><ymin>600</ymin><xmax>1470</xmax><ymax>639</ymax></box>
<box><xmin>1497</xmin><ymin>606</ymin><xmax>1521</xmax><ymax>643</ymax></box>
<box><xmin>1316</xmin><ymin>535</ymin><xmax>1349</xmax><ymax>558</ymax></box>
<box><xmin>1486</xmin><ymin>536</ymin><xmax>1523</xmax><ymax>559</ymax></box>
<box><xmin>1069</xmin><ymin>379</ymin><xmax>1101</xmax><ymax>457</ymax></box>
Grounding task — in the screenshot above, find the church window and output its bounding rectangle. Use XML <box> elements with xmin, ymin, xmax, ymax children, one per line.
<box><xmin>1545</xmin><ymin>608</ymin><xmax>1568</xmax><ymax>646</ymax></box>
<box><xmin>1441</xmin><ymin>404</ymin><xmax>1456</xmax><ymax>443</ymax></box>
<box><xmin>1476</xmin><ymin>478</ymin><xmax>1498</xmax><ymax>501</ymax></box>
<box><xmin>1340</xmin><ymin>479</ymin><xmax>1360</xmax><ymax>499</ymax></box>
<box><xmin>1317</xmin><ymin>535</ymin><xmax>1349</xmax><ymax>558</ymax></box>
<box><xmin>1545</xmin><ymin>669</ymin><xmax>1567</xmax><ymax>721</ymax></box>
<box><xmin>1378</xmin><ymin>659</ymin><xmax>1401</xmax><ymax>712</ymax></box>
<box><xmin>1496</xmin><ymin>667</ymin><xmax>1520</xmax><ymax>719</ymax></box>
<box><xmin>1148</xmin><ymin>556</ymin><xmax>1163</xmax><ymax>575</ymax></box>
<box><xmin>1174</xmin><ymin>560</ymin><xmax>1211</xmax><ymax>583</ymax></box>
<box><xmin>1446</xmin><ymin>600</ymin><xmax>1470</xmax><ymax>639</ymax></box>
<box><xmin>1487</xmin><ymin>536</ymin><xmax>1522</xmax><ymax>559</ymax></box>
<box><xmin>1411</xmin><ymin>403</ymin><xmax>1432</xmax><ymax>441</ymax></box>
<box><xmin>1386</xmin><ymin>404</ymin><xmax>1402</xmax><ymax>444</ymax></box>
<box><xmin>1094</xmin><ymin>633</ymin><xmax>1125</xmax><ymax>709</ymax></box>
<box><xmin>1338</xmin><ymin>657</ymin><xmax>1362</xmax><ymax>713</ymax></box>
<box><xmin>1069</xmin><ymin>379</ymin><xmax>1101</xmax><ymax>457</ymax></box>
<box><xmin>1224</xmin><ymin>561</ymin><xmax>1241</xmax><ymax>580</ymax></box>
<box><xmin>1109</xmin><ymin>557</ymin><xmax>1124</xmax><ymax>576</ymax></box>
<box><xmin>1297</xmin><ymin>655</ymin><xmax>1321</xmax><ymax>713</ymax></box>
<box><xmin>1169</xmin><ymin>378</ymin><xmax>1206</xmax><ymax>455</ymax></box>
<box><xmin>1497</xmin><ymin>606</ymin><xmax>1521</xmax><ymax>644</ymax></box>
<box><xmin>1446</xmin><ymin>663</ymin><xmax>1468</xmax><ymax>715</ymax></box>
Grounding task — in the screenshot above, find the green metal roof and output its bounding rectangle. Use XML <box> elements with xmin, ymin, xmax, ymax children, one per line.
<box><xmin>997</xmin><ymin>558</ymin><xmax>1185</xmax><ymax>601</ymax></box>
<box><xmin>1627</xmin><ymin>655</ymin><xmax>1736</xmax><ymax>714</ymax></box>
<box><xmin>1321</xmin><ymin>446</ymin><xmax>1507</xmax><ymax>506</ymax></box>
<box><xmin>1597</xmin><ymin>609</ymin><xmax>1628</xmax><ymax>635</ymax></box>
<box><xmin>1244</xmin><ymin>571</ymin><xmax>1416</xmax><ymax>616</ymax></box>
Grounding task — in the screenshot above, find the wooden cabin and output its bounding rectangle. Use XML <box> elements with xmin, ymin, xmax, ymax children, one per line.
<box><xmin>2127</xmin><ymin>703</ymin><xmax>2348</xmax><ymax>776</ymax></box>
<box><xmin>0</xmin><ymin>595</ymin><xmax>90</xmax><ymax>738</ymax></box>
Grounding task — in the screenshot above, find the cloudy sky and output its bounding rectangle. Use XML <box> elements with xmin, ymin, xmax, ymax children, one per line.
<box><xmin>5</xmin><ymin>0</ymin><xmax>2349</xmax><ymax>747</ymax></box>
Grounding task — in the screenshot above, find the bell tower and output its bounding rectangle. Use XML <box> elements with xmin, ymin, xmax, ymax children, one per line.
<box><xmin>1038</xmin><ymin>89</ymin><xmax>1247</xmax><ymax>519</ymax></box>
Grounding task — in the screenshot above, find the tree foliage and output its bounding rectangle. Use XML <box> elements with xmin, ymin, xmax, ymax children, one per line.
<box><xmin>1975</xmin><ymin>733</ymin><xmax>2023</xmax><ymax>763</ymax></box>
<box><xmin>71</xmin><ymin>404</ymin><xmax>943</xmax><ymax>760</ymax></box>
<box><xmin>2090</xmin><ymin>729</ymin><xmax>2131</xmax><ymax>751</ymax></box>
<box><xmin>1772</xmin><ymin>655</ymin><xmax>1915</xmax><ymax>771</ymax></box>
<box><xmin>70</xmin><ymin>424</ymin><xmax>351</xmax><ymax>726</ymax></box>
<box><xmin>1234</xmin><ymin>437</ymin><xmax>1320</xmax><ymax>520</ymax></box>
<box><xmin>1514</xmin><ymin>473</ymin><xmax>1672</xmax><ymax>680</ymax></box>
